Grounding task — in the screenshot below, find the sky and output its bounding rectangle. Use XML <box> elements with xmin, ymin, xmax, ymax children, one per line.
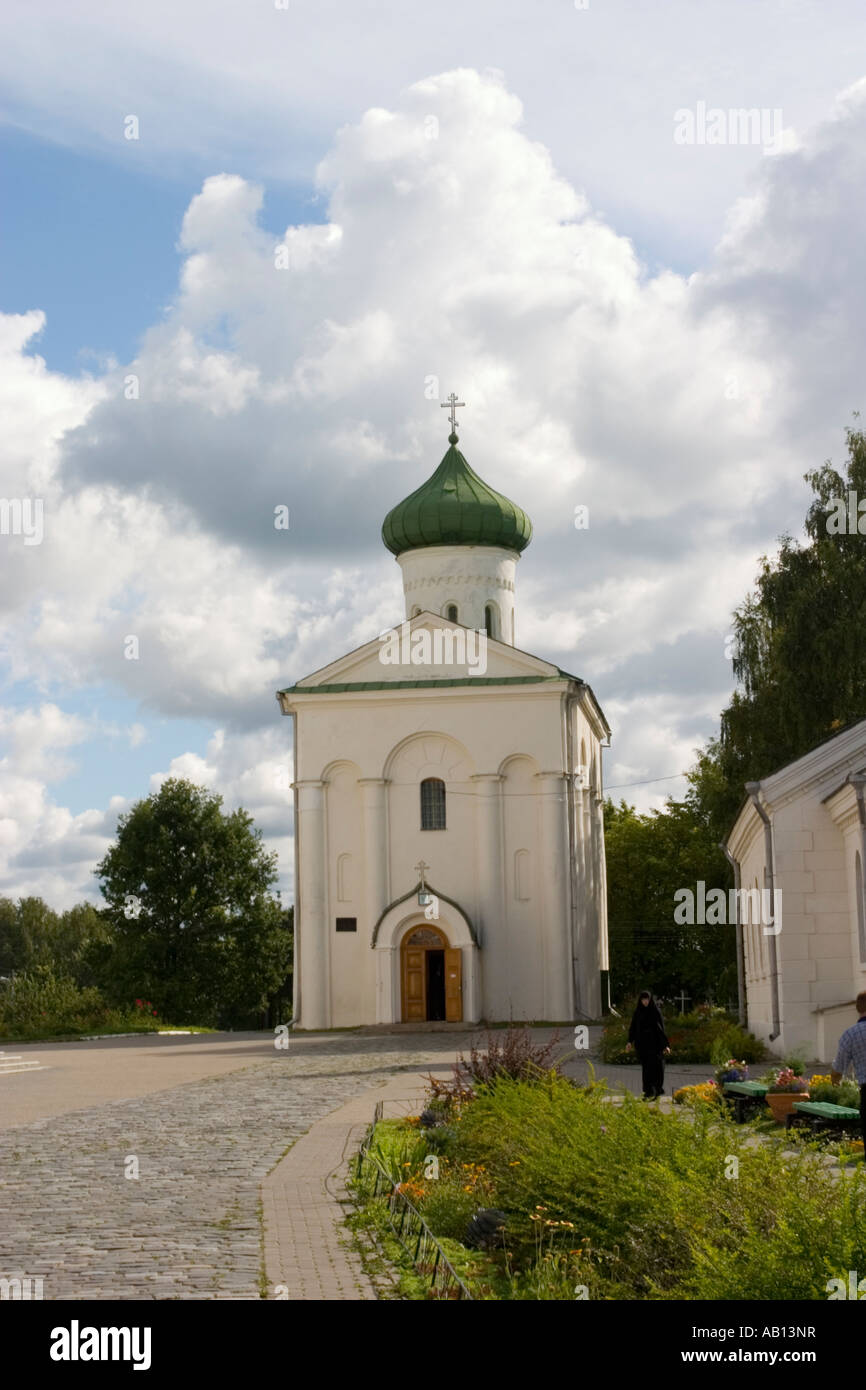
<box><xmin>2</xmin><ymin>0</ymin><xmax>866</xmax><ymax>908</ymax></box>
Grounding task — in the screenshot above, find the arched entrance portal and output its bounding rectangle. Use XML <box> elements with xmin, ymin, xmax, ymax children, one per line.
<box><xmin>400</xmin><ymin>924</ymin><xmax>463</xmax><ymax>1022</ymax></box>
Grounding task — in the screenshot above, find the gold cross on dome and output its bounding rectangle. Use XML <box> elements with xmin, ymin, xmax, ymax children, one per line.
<box><xmin>440</xmin><ymin>392</ymin><xmax>465</xmax><ymax>432</ymax></box>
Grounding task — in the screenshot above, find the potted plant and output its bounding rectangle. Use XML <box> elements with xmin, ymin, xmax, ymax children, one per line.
<box><xmin>714</xmin><ymin>1057</ymin><xmax>749</xmax><ymax>1085</ymax></box>
<box><xmin>764</xmin><ymin>1067</ymin><xmax>809</xmax><ymax>1122</ymax></box>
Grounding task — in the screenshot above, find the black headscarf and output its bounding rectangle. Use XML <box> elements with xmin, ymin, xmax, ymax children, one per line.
<box><xmin>628</xmin><ymin>991</ymin><xmax>668</xmax><ymax>1051</ymax></box>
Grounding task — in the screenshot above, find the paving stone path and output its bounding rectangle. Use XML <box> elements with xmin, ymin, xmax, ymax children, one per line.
<box><xmin>0</xmin><ymin>1035</ymin><xmax>459</xmax><ymax>1301</ymax></box>
<box><xmin>262</xmin><ymin>1070</ymin><xmax>432</xmax><ymax>1301</ymax></box>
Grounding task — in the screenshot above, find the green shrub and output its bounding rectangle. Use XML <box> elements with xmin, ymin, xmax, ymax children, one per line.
<box><xmin>601</xmin><ymin>1006</ymin><xmax>764</xmax><ymax>1066</ymax></box>
<box><xmin>439</xmin><ymin>1074</ymin><xmax>866</xmax><ymax>1298</ymax></box>
<box><xmin>808</xmin><ymin>1077</ymin><xmax>861</xmax><ymax>1108</ymax></box>
<box><xmin>839</xmin><ymin>1080</ymin><xmax>861</xmax><ymax>1109</ymax></box>
<box><xmin>420</xmin><ymin>1178</ymin><xmax>483</xmax><ymax>1242</ymax></box>
<box><xmin>0</xmin><ymin>966</ymin><xmax>164</xmax><ymax>1038</ymax></box>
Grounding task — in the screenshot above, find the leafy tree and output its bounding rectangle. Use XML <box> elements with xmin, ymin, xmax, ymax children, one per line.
<box><xmin>0</xmin><ymin>896</ymin><xmax>58</xmax><ymax>976</ymax></box>
<box><xmin>606</xmin><ymin>424</ymin><xmax>866</xmax><ymax>1009</ymax></box>
<box><xmin>265</xmin><ymin>906</ymin><xmax>293</xmax><ymax>1027</ymax></box>
<box><xmin>0</xmin><ymin>896</ymin><xmax>110</xmax><ymax>983</ymax></box>
<box><xmin>604</xmin><ymin>796</ymin><xmax>736</xmax><ymax>1008</ymax></box>
<box><xmin>692</xmin><ymin>422</ymin><xmax>866</xmax><ymax>840</ymax></box>
<box><xmin>94</xmin><ymin>778</ymin><xmax>288</xmax><ymax>1027</ymax></box>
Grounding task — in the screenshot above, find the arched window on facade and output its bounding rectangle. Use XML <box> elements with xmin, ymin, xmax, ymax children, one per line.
<box><xmin>514</xmin><ymin>848</ymin><xmax>531</xmax><ymax>901</ymax></box>
<box><xmin>411</xmin><ymin>606</ymin><xmax>421</xmax><ymax>617</ymax></box>
<box><xmin>857</xmin><ymin>850</ymin><xmax>866</xmax><ymax>964</ymax></box>
<box><xmin>484</xmin><ymin>604</ymin><xmax>496</xmax><ymax>639</ymax></box>
<box><xmin>337</xmin><ymin>853</ymin><xmax>352</xmax><ymax>902</ymax></box>
<box><xmin>420</xmin><ymin>777</ymin><xmax>446</xmax><ymax>830</ymax></box>
<box><xmin>446</xmin><ymin>604</ymin><xmax>458</xmax><ymax>623</ymax></box>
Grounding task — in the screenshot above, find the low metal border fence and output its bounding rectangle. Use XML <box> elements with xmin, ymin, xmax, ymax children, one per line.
<box><xmin>354</xmin><ymin>1106</ymin><xmax>473</xmax><ymax>1301</ymax></box>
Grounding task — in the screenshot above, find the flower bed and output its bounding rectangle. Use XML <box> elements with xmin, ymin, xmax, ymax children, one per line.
<box><xmin>673</xmin><ymin>1081</ymin><xmax>723</xmax><ymax>1107</ymax></box>
<box><xmin>349</xmin><ymin>1037</ymin><xmax>866</xmax><ymax>1300</ymax></box>
<box><xmin>807</xmin><ymin>1075</ymin><xmax>862</xmax><ymax>1109</ymax></box>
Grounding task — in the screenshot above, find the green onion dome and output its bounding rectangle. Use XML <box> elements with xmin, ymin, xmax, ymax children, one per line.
<box><xmin>382</xmin><ymin>432</ymin><xmax>533</xmax><ymax>557</ymax></box>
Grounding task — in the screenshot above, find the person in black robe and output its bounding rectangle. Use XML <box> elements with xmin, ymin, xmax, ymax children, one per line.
<box><xmin>626</xmin><ymin>990</ymin><xmax>670</xmax><ymax>1098</ymax></box>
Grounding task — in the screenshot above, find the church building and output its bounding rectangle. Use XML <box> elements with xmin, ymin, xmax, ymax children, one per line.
<box><xmin>277</xmin><ymin>404</ymin><xmax>611</xmax><ymax>1028</ymax></box>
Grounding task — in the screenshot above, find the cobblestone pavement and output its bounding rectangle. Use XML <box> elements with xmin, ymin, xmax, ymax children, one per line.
<box><xmin>0</xmin><ymin>1034</ymin><xmax>462</xmax><ymax>1301</ymax></box>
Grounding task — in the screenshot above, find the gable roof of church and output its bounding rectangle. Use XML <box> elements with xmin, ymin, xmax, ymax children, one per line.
<box><xmin>381</xmin><ymin>431</ymin><xmax>532</xmax><ymax>556</ymax></box>
<box><xmin>278</xmin><ymin>671</ymin><xmax>576</xmax><ymax>694</ymax></box>
<box><xmin>277</xmin><ymin>665</ymin><xmax>611</xmax><ymax>743</ymax></box>
<box><xmin>276</xmin><ymin>614</ymin><xmax>611</xmax><ymax>740</ymax></box>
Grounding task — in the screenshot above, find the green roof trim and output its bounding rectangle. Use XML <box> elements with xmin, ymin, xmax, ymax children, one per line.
<box><xmin>279</xmin><ymin>671</ymin><xmax>580</xmax><ymax>696</ymax></box>
<box><xmin>370</xmin><ymin>881</ymin><xmax>479</xmax><ymax>948</ymax></box>
<box><xmin>381</xmin><ymin>433</ymin><xmax>532</xmax><ymax>556</ymax></box>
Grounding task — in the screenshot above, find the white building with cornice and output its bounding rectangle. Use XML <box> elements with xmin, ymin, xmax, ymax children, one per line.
<box><xmin>725</xmin><ymin>720</ymin><xmax>866</xmax><ymax>1062</ymax></box>
<box><xmin>277</xmin><ymin>416</ymin><xmax>611</xmax><ymax>1029</ymax></box>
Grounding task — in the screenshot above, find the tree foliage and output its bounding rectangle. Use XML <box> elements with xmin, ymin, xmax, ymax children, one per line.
<box><xmin>604</xmin><ymin>423</ymin><xmax>866</xmax><ymax>1008</ymax></box>
<box><xmin>695</xmin><ymin>423</ymin><xmax>866</xmax><ymax>838</ymax></box>
<box><xmin>604</xmin><ymin>796</ymin><xmax>735</xmax><ymax>1007</ymax></box>
<box><xmin>0</xmin><ymin>896</ymin><xmax>109</xmax><ymax>984</ymax></box>
<box><xmin>94</xmin><ymin>778</ymin><xmax>289</xmax><ymax>1028</ymax></box>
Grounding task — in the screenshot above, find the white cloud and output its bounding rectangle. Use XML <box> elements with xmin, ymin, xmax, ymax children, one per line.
<box><xmin>0</xmin><ymin>710</ymin><xmax>122</xmax><ymax>906</ymax></box>
<box><xmin>3</xmin><ymin>63</ymin><xmax>866</xmax><ymax>901</ymax></box>
<box><xmin>2</xmin><ymin>0</ymin><xmax>864</xmax><ymax>257</ymax></box>
<box><xmin>0</xmin><ymin>703</ymin><xmax>88</xmax><ymax>781</ymax></box>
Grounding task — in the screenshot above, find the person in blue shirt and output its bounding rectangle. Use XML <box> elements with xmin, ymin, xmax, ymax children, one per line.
<box><xmin>831</xmin><ymin>990</ymin><xmax>866</xmax><ymax>1158</ymax></box>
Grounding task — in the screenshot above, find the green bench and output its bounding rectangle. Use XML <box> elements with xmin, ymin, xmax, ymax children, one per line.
<box><xmin>722</xmin><ymin>1080</ymin><xmax>768</xmax><ymax>1122</ymax></box>
<box><xmin>786</xmin><ymin>1100</ymin><xmax>862</xmax><ymax>1138</ymax></box>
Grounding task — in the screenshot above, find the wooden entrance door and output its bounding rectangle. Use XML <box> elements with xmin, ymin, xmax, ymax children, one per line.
<box><xmin>400</xmin><ymin>925</ymin><xmax>462</xmax><ymax>1022</ymax></box>
<box><xmin>444</xmin><ymin>948</ymin><xmax>463</xmax><ymax>1023</ymax></box>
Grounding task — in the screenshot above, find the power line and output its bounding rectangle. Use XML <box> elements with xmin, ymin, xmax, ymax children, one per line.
<box><xmin>605</xmin><ymin>773</ymin><xmax>688</xmax><ymax>790</ymax></box>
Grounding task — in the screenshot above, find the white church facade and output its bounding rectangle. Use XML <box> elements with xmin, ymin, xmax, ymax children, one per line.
<box><xmin>278</xmin><ymin>410</ymin><xmax>611</xmax><ymax>1029</ymax></box>
<box><xmin>725</xmin><ymin>719</ymin><xmax>866</xmax><ymax>1063</ymax></box>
